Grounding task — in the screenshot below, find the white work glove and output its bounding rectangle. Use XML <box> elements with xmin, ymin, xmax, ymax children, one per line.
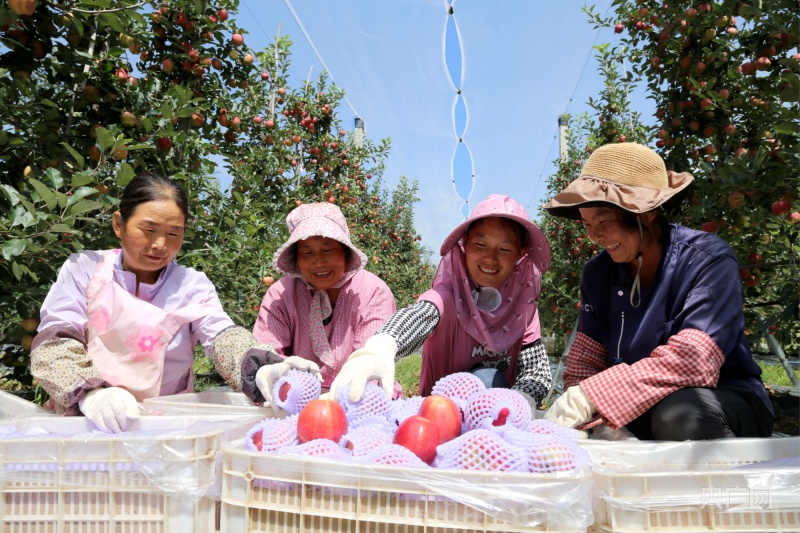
<box><xmin>544</xmin><ymin>385</ymin><xmax>596</xmax><ymax>429</ymax></box>
<box><xmin>329</xmin><ymin>333</ymin><xmax>397</xmax><ymax>402</ymax></box>
<box><xmin>78</xmin><ymin>387</ymin><xmax>141</xmax><ymax>433</ymax></box>
<box><xmin>255</xmin><ymin>356</ymin><xmax>322</xmax><ymax>411</ymax></box>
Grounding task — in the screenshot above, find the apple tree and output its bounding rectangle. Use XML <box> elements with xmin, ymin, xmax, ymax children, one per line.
<box><xmin>586</xmin><ymin>0</ymin><xmax>799</xmax><ymax>353</ymax></box>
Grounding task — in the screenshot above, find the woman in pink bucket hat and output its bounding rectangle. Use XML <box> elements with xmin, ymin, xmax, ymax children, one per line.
<box><xmin>543</xmin><ymin>142</ymin><xmax>773</xmax><ymax>440</ymax></box>
<box><xmin>242</xmin><ymin>202</ymin><xmax>397</xmax><ymax>409</ymax></box>
<box><xmin>330</xmin><ymin>194</ymin><xmax>553</xmax><ymax>407</ymax></box>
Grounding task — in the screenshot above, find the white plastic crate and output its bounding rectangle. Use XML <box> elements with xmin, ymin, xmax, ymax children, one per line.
<box><xmin>220</xmin><ymin>438</ymin><xmax>594</xmax><ymax>533</ymax></box>
<box><xmin>143</xmin><ymin>390</ymin><xmax>283</xmax><ymax>417</ymax></box>
<box><xmin>0</xmin><ymin>413</ymin><xmax>262</xmax><ymax>533</ymax></box>
<box><xmin>584</xmin><ymin>437</ymin><xmax>800</xmax><ymax>532</ymax></box>
<box><xmin>0</xmin><ymin>390</ymin><xmax>55</xmax><ymax>419</ymax></box>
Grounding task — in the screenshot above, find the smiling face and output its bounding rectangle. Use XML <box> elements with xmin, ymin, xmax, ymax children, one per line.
<box><xmin>578</xmin><ymin>207</ymin><xmax>642</xmax><ymax>264</ymax></box>
<box><xmin>463</xmin><ymin>217</ymin><xmax>527</xmax><ymax>288</ymax></box>
<box><xmin>295</xmin><ymin>236</ymin><xmax>348</xmax><ymax>293</ymax></box>
<box><xmin>113</xmin><ymin>199</ymin><xmax>186</xmax><ymax>285</ymax></box>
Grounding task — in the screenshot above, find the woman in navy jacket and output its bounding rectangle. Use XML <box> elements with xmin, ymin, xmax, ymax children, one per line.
<box><xmin>543</xmin><ymin>142</ymin><xmax>773</xmax><ymax>440</ymax></box>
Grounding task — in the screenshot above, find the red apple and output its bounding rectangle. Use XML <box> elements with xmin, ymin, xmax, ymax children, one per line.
<box><xmin>418</xmin><ymin>395</ymin><xmax>461</xmax><ymax>444</ymax></box>
<box><xmin>261</xmin><ymin>71</ymin><xmax>269</xmax><ymax>81</ymax></box>
<box><xmin>701</xmin><ymin>221</ymin><xmax>719</xmax><ymax>233</ymax></box>
<box><xmin>393</xmin><ymin>415</ymin><xmax>439</xmax><ymax>464</ymax></box>
<box><xmin>297</xmin><ymin>400</ymin><xmax>347</xmax><ymax>443</ymax></box>
<box><xmin>8</xmin><ymin>0</ymin><xmax>36</xmax><ymax>16</ymax></box>
<box><xmin>251</xmin><ymin>429</ymin><xmax>264</xmax><ymax>450</ymax></box>
<box><xmin>614</xmin><ymin>23</ymin><xmax>624</xmax><ymax>33</ymax></box>
<box><xmin>262</xmin><ymin>276</ymin><xmax>274</xmax><ymax>285</ymax></box>
<box><xmin>156</xmin><ymin>137</ymin><xmax>172</xmax><ymax>151</ymax></box>
<box><xmin>217</xmin><ymin>8</ymin><xmax>229</xmax><ymax>21</ymax></box>
<box><xmin>278</xmin><ymin>382</ymin><xmax>290</xmax><ymax>402</ymax></box>
<box><xmin>787</xmin><ymin>212</ymin><xmax>800</xmax><ymax>224</ymax></box>
<box><xmin>727</xmin><ymin>191</ymin><xmax>745</xmax><ymax>209</ymax></box>
<box><xmin>771</xmin><ymin>200</ymin><xmax>791</xmax><ymax>215</ymax></box>
<box><xmin>231</xmin><ymin>33</ymin><xmax>244</xmax><ymax>47</ymax></box>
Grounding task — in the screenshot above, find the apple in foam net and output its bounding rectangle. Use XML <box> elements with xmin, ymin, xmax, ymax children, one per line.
<box><xmin>393</xmin><ymin>415</ymin><xmax>440</xmax><ymax>465</ymax></box>
<box><xmin>297</xmin><ymin>399</ymin><xmax>347</xmax><ymax>443</ymax></box>
<box><xmin>417</xmin><ymin>395</ymin><xmax>461</xmax><ymax>444</ymax></box>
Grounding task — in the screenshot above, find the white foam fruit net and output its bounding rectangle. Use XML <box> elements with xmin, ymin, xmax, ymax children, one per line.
<box><xmin>528</xmin><ymin>419</ymin><xmax>581</xmax><ymax>442</ymax></box>
<box><xmin>502</xmin><ymin>426</ymin><xmax>592</xmax><ymax>473</ymax></box>
<box><xmin>362</xmin><ymin>443</ymin><xmax>431</xmax><ymax>468</ymax></box>
<box><xmin>388</xmin><ymin>395</ymin><xmax>425</xmax><ymax>427</ymax></box>
<box><xmin>464</xmin><ymin>388</ymin><xmax>532</xmax><ymax>432</ymax></box>
<box><xmin>335</xmin><ymin>383</ymin><xmax>393</xmax><ymax>425</ymax></box>
<box><xmin>434</xmin><ymin>428</ymin><xmax>526</xmax><ymax>472</ymax></box>
<box><xmin>244</xmin><ymin>414</ymin><xmax>300</xmax><ymax>452</ymax></box>
<box><xmin>341</xmin><ymin>425</ymin><xmax>395</xmax><ymax>457</ymax></box>
<box><xmin>430</xmin><ymin>372</ymin><xmax>486</xmax><ymax>407</ymax></box>
<box><xmin>278</xmin><ymin>438</ymin><xmax>354</xmax><ymax>459</ymax></box>
<box><xmin>272</xmin><ymin>368</ymin><xmax>322</xmax><ymax>415</ymax></box>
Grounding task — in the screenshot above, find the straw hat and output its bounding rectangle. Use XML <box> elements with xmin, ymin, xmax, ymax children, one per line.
<box><xmin>273</xmin><ymin>202</ymin><xmax>367</xmax><ymax>276</ymax></box>
<box><xmin>544</xmin><ymin>142</ymin><xmax>694</xmax><ymax>220</ymax></box>
<box><xmin>440</xmin><ymin>194</ymin><xmax>550</xmax><ymax>273</ymax></box>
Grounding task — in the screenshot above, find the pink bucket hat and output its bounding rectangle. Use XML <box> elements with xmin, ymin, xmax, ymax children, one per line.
<box><xmin>439</xmin><ymin>194</ymin><xmax>551</xmax><ymax>273</ymax></box>
<box><xmin>272</xmin><ymin>203</ymin><xmax>368</xmax><ymax>276</ymax></box>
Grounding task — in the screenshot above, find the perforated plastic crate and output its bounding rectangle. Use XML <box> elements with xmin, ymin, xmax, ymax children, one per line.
<box><xmin>0</xmin><ymin>413</ymin><xmax>262</xmax><ymax>533</ymax></box>
<box><xmin>220</xmin><ymin>438</ymin><xmax>594</xmax><ymax>533</ymax></box>
<box><xmin>143</xmin><ymin>390</ymin><xmax>282</xmax><ymax>417</ymax></box>
<box><xmin>0</xmin><ymin>390</ymin><xmax>54</xmax><ymax>419</ymax></box>
<box><xmin>584</xmin><ymin>437</ymin><xmax>800</xmax><ymax>532</ymax></box>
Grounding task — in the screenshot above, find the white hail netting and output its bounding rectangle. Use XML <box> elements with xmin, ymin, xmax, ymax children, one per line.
<box><xmin>340</xmin><ymin>424</ymin><xmax>394</xmax><ymax>456</ymax></box>
<box><xmin>502</xmin><ymin>426</ymin><xmax>592</xmax><ymax>473</ymax></box>
<box><xmin>244</xmin><ymin>414</ymin><xmax>299</xmax><ymax>452</ymax></box>
<box><xmin>272</xmin><ymin>368</ymin><xmax>322</xmax><ymax>415</ymax></box>
<box><xmin>389</xmin><ymin>395</ymin><xmax>425</xmax><ymax>427</ymax></box>
<box><xmin>236</xmin><ymin>1</ymin><xmax>629</xmax><ymax>252</ymax></box>
<box><xmin>434</xmin><ymin>428</ymin><xmax>526</xmax><ymax>472</ymax></box>
<box><xmin>464</xmin><ymin>388</ymin><xmax>532</xmax><ymax>432</ymax></box>
<box><xmin>335</xmin><ymin>383</ymin><xmax>393</xmax><ymax>425</ymax></box>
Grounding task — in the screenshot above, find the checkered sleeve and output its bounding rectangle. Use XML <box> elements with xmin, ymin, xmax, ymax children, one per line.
<box><xmin>562</xmin><ymin>332</ymin><xmax>609</xmax><ymax>390</ymax></box>
<box><xmin>581</xmin><ymin>328</ymin><xmax>725</xmax><ymax>429</ymax></box>
<box><xmin>513</xmin><ymin>341</ymin><xmax>552</xmax><ymax>404</ymax></box>
<box><xmin>377</xmin><ymin>301</ymin><xmax>440</xmax><ymax>360</ymax></box>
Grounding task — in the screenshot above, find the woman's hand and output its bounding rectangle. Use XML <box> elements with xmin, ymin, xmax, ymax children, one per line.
<box><xmin>329</xmin><ymin>333</ymin><xmax>397</xmax><ymax>402</ymax></box>
<box><xmin>79</xmin><ymin>387</ymin><xmax>142</xmax><ymax>433</ymax></box>
<box><xmin>544</xmin><ymin>385</ymin><xmax>596</xmax><ymax>429</ymax></box>
<box><xmin>255</xmin><ymin>356</ymin><xmax>322</xmax><ymax>410</ymax></box>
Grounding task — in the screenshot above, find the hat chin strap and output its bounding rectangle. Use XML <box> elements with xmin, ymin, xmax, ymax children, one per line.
<box><xmin>630</xmin><ymin>218</ymin><xmax>644</xmax><ymax>308</ymax></box>
<box><xmin>472</xmin><ymin>286</ymin><xmax>502</xmax><ymax>312</ymax></box>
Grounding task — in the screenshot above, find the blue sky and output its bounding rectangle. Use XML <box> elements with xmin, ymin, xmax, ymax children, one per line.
<box><xmin>224</xmin><ymin>1</ymin><xmax>655</xmax><ymax>255</ymax></box>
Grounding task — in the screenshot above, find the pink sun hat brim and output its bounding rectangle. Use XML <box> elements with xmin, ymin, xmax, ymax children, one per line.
<box><xmin>272</xmin><ymin>202</ymin><xmax>367</xmax><ymax>276</ymax></box>
<box><xmin>439</xmin><ymin>194</ymin><xmax>551</xmax><ymax>273</ymax></box>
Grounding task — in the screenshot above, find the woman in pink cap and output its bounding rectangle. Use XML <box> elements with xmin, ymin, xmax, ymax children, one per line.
<box><xmin>244</xmin><ymin>202</ymin><xmax>397</xmax><ymax>407</ymax></box>
<box><xmin>31</xmin><ymin>173</ymin><xmax>274</xmax><ymax>432</ymax></box>
<box><xmin>329</xmin><ymin>194</ymin><xmax>552</xmax><ymax>406</ymax></box>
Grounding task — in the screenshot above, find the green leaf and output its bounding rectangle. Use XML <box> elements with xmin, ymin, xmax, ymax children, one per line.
<box><xmin>115</xmin><ymin>162</ymin><xmax>135</xmax><ymax>187</ymax></box>
<box><xmin>68</xmin><ymin>199</ymin><xmax>103</xmax><ymax>216</ymax></box>
<box><xmin>11</xmin><ymin>261</ymin><xmax>21</xmax><ymax>281</ymax></box>
<box><xmin>68</xmin><ymin>186</ymin><xmax>101</xmax><ymax>205</ymax></box>
<box><xmin>55</xmin><ymin>191</ymin><xmax>68</xmax><ymax>209</ymax></box>
<box><xmin>44</xmin><ymin>167</ymin><xmax>64</xmax><ymax>189</ymax></box>
<box><xmin>40</xmin><ymin>99</ymin><xmax>58</xmax><ymax>107</ymax></box>
<box><xmin>71</xmin><ymin>171</ymin><xmax>94</xmax><ymax>187</ymax></box>
<box><xmin>29</xmin><ymin>178</ymin><xmax>57</xmax><ymax>210</ymax></box>
<box><xmin>0</xmin><ymin>184</ymin><xmax>22</xmax><ymax>206</ymax></box>
<box><xmin>773</xmin><ymin>122</ymin><xmax>798</xmax><ymax>135</ymax></box>
<box><xmin>124</xmin><ymin>143</ymin><xmax>152</xmax><ymax>151</ymax></box>
<box><xmin>2</xmin><ymin>239</ymin><xmax>26</xmax><ymax>261</ymax></box>
<box><xmin>96</xmin><ymin>127</ymin><xmax>115</xmax><ymax>151</ymax></box>
<box><xmin>61</xmin><ymin>142</ymin><xmax>85</xmax><ymax>168</ymax></box>
<box><xmin>49</xmin><ymin>224</ymin><xmax>72</xmax><ymax>233</ymax></box>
